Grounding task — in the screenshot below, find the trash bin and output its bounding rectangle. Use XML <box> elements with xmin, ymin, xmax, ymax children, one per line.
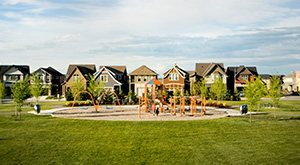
<box><xmin>34</xmin><ymin>104</ymin><xmax>40</xmax><ymax>114</ymax></box>
<box><xmin>240</xmin><ymin>104</ymin><xmax>248</xmax><ymax>114</ymax></box>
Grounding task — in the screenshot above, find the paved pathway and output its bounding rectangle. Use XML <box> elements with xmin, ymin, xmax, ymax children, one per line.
<box><xmin>28</xmin><ymin>106</ymin><xmax>246</xmax><ymax>121</ymax></box>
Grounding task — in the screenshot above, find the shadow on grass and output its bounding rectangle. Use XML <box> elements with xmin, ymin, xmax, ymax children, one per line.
<box><xmin>279</xmin><ymin>117</ymin><xmax>300</xmax><ymax>121</ymax></box>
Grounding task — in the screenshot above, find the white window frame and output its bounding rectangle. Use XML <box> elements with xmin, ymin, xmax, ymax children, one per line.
<box><xmin>169</xmin><ymin>73</ymin><xmax>179</xmax><ymax>81</ymax></box>
<box><xmin>100</xmin><ymin>75</ymin><xmax>108</xmax><ymax>82</ymax></box>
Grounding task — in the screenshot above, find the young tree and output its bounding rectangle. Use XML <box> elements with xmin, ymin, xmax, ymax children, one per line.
<box><xmin>191</xmin><ymin>81</ymin><xmax>200</xmax><ymax>96</ymax></box>
<box><xmin>174</xmin><ymin>88</ymin><xmax>181</xmax><ymax>97</ymax></box>
<box><xmin>199</xmin><ymin>78</ymin><xmax>208</xmax><ymax>98</ymax></box>
<box><xmin>30</xmin><ymin>73</ymin><xmax>44</xmax><ymax>103</ymax></box>
<box><xmin>243</xmin><ymin>76</ymin><xmax>266</xmax><ymax>122</ymax></box>
<box><xmin>268</xmin><ymin>76</ymin><xmax>282</xmax><ymax>119</ymax></box>
<box><xmin>69</xmin><ymin>78</ymin><xmax>85</xmax><ymax>100</ymax></box>
<box><xmin>11</xmin><ymin>77</ymin><xmax>30</xmax><ymax>120</ymax></box>
<box><xmin>0</xmin><ymin>81</ymin><xmax>5</xmax><ymax>104</ymax></box>
<box><xmin>87</xmin><ymin>74</ymin><xmax>105</xmax><ymax>101</ymax></box>
<box><xmin>253</xmin><ymin>76</ymin><xmax>267</xmax><ymax>112</ymax></box>
<box><xmin>210</xmin><ymin>77</ymin><xmax>227</xmax><ymax>100</ymax></box>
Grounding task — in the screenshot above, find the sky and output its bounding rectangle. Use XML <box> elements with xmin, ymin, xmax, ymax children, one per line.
<box><xmin>1</xmin><ymin>0</ymin><xmax>300</xmax><ymax>77</ymax></box>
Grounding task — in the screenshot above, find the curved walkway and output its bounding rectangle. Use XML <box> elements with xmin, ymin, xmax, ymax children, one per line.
<box><xmin>28</xmin><ymin>105</ymin><xmax>244</xmax><ymax>121</ymax></box>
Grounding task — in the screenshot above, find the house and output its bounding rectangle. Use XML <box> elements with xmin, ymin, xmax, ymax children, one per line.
<box><xmin>283</xmin><ymin>71</ymin><xmax>300</xmax><ymax>92</ymax></box>
<box><xmin>226</xmin><ymin>65</ymin><xmax>258</xmax><ymax>93</ymax></box>
<box><xmin>62</xmin><ymin>64</ymin><xmax>96</xmax><ymax>96</ymax></box>
<box><xmin>163</xmin><ymin>64</ymin><xmax>190</xmax><ymax>95</ymax></box>
<box><xmin>0</xmin><ymin>65</ymin><xmax>30</xmax><ymax>95</ymax></box>
<box><xmin>94</xmin><ymin>66</ymin><xmax>128</xmax><ymax>93</ymax></box>
<box><xmin>128</xmin><ymin>65</ymin><xmax>158</xmax><ymax>96</ymax></box>
<box><xmin>195</xmin><ymin>63</ymin><xmax>227</xmax><ymax>88</ymax></box>
<box><xmin>32</xmin><ymin>66</ymin><xmax>65</xmax><ymax>96</ymax></box>
<box><xmin>260</xmin><ymin>74</ymin><xmax>272</xmax><ymax>90</ymax></box>
<box><xmin>261</xmin><ymin>74</ymin><xmax>284</xmax><ymax>90</ymax></box>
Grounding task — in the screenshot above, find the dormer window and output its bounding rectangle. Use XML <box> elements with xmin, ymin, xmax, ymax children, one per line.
<box><xmin>138</xmin><ymin>76</ymin><xmax>141</xmax><ymax>82</ymax></box>
<box><xmin>73</xmin><ymin>74</ymin><xmax>79</xmax><ymax>81</ymax></box>
<box><xmin>143</xmin><ymin>76</ymin><xmax>147</xmax><ymax>82</ymax></box>
<box><xmin>241</xmin><ymin>75</ymin><xmax>248</xmax><ymax>81</ymax></box>
<box><xmin>100</xmin><ymin>75</ymin><xmax>108</xmax><ymax>82</ymax></box>
<box><xmin>169</xmin><ymin>73</ymin><xmax>179</xmax><ymax>81</ymax></box>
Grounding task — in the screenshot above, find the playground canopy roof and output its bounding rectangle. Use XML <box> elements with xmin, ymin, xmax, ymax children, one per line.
<box><xmin>146</xmin><ymin>78</ymin><xmax>163</xmax><ymax>85</ymax></box>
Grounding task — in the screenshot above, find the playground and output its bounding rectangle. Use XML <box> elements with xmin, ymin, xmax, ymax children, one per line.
<box><xmin>50</xmin><ymin>80</ymin><xmax>239</xmax><ymax>121</ymax></box>
<box><xmin>52</xmin><ymin>105</ymin><xmax>231</xmax><ymax>121</ymax></box>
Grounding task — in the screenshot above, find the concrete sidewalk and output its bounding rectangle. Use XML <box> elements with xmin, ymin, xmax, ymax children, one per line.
<box><xmin>28</xmin><ymin>107</ymin><xmax>70</xmax><ymax>116</ymax></box>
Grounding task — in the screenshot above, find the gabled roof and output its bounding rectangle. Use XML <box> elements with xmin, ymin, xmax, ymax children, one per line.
<box><xmin>227</xmin><ymin>66</ymin><xmax>258</xmax><ymax>77</ymax></box>
<box><xmin>33</xmin><ymin>66</ymin><xmax>63</xmax><ymax>76</ymax></box>
<box><xmin>195</xmin><ymin>63</ymin><xmax>225</xmax><ymax>77</ymax></box>
<box><xmin>0</xmin><ymin>65</ymin><xmax>30</xmax><ymax>76</ymax></box>
<box><xmin>129</xmin><ymin>65</ymin><xmax>158</xmax><ymax>76</ymax></box>
<box><xmin>164</xmin><ymin>64</ymin><xmax>188</xmax><ymax>79</ymax></box>
<box><xmin>65</xmin><ymin>64</ymin><xmax>96</xmax><ymax>81</ymax></box>
<box><xmin>260</xmin><ymin>74</ymin><xmax>272</xmax><ymax>80</ymax></box>
<box><xmin>94</xmin><ymin>66</ymin><xmax>123</xmax><ymax>85</ymax></box>
<box><xmin>99</xmin><ymin>66</ymin><xmax>126</xmax><ymax>75</ymax></box>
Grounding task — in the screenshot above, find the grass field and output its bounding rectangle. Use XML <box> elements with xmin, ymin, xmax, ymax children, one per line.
<box><xmin>1</xmin><ymin>100</ymin><xmax>300</xmax><ymax>164</ymax></box>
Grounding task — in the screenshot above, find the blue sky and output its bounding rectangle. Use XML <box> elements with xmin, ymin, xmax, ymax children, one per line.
<box><xmin>1</xmin><ymin>0</ymin><xmax>300</xmax><ymax>76</ymax></box>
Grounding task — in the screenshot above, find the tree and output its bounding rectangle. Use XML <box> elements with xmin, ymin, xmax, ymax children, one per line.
<box><xmin>210</xmin><ymin>77</ymin><xmax>227</xmax><ymax>100</ymax></box>
<box><xmin>190</xmin><ymin>80</ymin><xmax>201</xmax><ymax>96</ymax></box>
<box><xmin>0</xmin><ymin>81</ymin><xmax>5</xmax><ymax>104</ymax></box>
<box><xmin>11</xmin><ymin>77</ymin><xmax>30</xmax><ymax>120</ymax></box>
<box><xmin>199</xmin><ymin>78</ymin><xmax>208</xmax><ymax>98</ymax></box>
<box><xmin>30</xmin><ymin>73</ymin><xmax>44</xmax><ymax>103</ymax></box>
<box><xmin>69</xmin><ymin>78</ymin><xmax>85</xmax><ymax>100</ymax></box>
<box><xmin>87</xmin><ymin>74</ymin><xmax>105</xmax><ymax>101</ymax></box>
<box><xmin>253</xmin><ymin>76</ymin><xmax>267</xmax><ymax>112</ymax></box>
<box><xmin>243</xmin><ymin>76</ymin><xmax>266</xmax><ymax>122</ymax></box>
<box><xmin>174</xmin><ymin>88</ymin><xmax>181</xmax><ymax>97</ymax></box>
<box><xmin>268</xmin><ymin>76</ymin><xmax>282</xmax><ymax>119</ymax></box>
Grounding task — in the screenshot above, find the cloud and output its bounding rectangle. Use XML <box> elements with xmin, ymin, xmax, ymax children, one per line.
<box><xmin>1</xmin><ymin>0</ymin><xmax>300</xmax><ymax>75</ymax></box>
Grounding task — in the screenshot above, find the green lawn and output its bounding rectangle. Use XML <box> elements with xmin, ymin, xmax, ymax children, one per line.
<box><xmin>0</xmin><ymin>101</ymin><xmax>300</xmax><ymax>164</ymax></box>
<box><xmin>0</xmin><ymin>101</ymin><xmax>67</xmax><ymax>113</ymax></box>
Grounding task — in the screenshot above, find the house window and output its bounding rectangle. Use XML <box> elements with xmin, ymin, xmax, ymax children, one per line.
<box><xmin>46</xmin><ymin>75</ymin><xmax>50</xmax><ymax>83</ymax></box>
<box><xmin>73</xmin><ymin>74</ymin><xmax>79</xmax><ymax>81</ymax></box>
<box><xmin>6</xmin><ymin>75</ymin><xmax>20</xmax><ymax>81</ymax></box>
<box><xmin>100</xmin><ymin>75</ymin><xmax>108</xmax><ymax>82</ymax></box>
<box><xmin>169</xmin><ymin>73</ymin><xmax>179</xmax><ymax>81</ymax></box>
<box><xmin>241</xmin><ymin>75</ymin><xmax>248</xmax><ymax>81</ymax></box>
<box><xmin>138</xmin><ymin>76</ymin><xmax>141</xmax><ymax>82</ymax></box>
<box><xmin>38</xmin><ymin>74</ymin><xmax>44</xmax><ymax>81</ymax></box>
<box><xmin>130</xmin><ymin>76</ymin><xmax>135</xmax><ymax>82</ymax></box>
<box><xmin>143</xmin><ymin>76</ymin><xmax>147</xmax><ymax>82</ymax></box>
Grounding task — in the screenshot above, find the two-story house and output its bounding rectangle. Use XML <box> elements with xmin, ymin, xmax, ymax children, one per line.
<box><xmin>0</xmin><ymin>65</ymin><xmax>30</xmax><ymax>95</ymax></box>
<box><xmin>283</xmin><ymin>71</ymin><xmax>300</xmax><ymax>92</ymax></box>
<box><xmin>129</xmin><ymin>65</ymin><xmax>158</xmax><ymax>97</ymax></box>
<box><xmin>195</xmin><ymin>63</ymin><xmax>227</xmax><ymax>89</ymax></box>
<box><xmin>226</xmin><ymin>65</ymin><xmax>258</xmax><ymax>93</ymax></box>
<box><xmin>94</xmin><ymin>66</ymin><xmax>128</xmax><ymax>93</ymax></box>
<box><xmin>163</xmin><ymin>64</ymin><xmax>189</xmax><ymax>95</ymax></box>
<box><xmin>32</xmin><ymin>66</ymin><xmax>65</xmax><ymax>96</ymax></box>
<box><xmin>62</xmin><ymin>64</ymin><xmax>96</xmax><ymax>96</ymax></box>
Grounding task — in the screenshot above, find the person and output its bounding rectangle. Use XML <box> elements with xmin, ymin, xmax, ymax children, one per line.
<box><xmin>156</xmin><ymin>107</ymin><xmax>159</xmax><ymax>116</ymax></box>
<box><xmin>153</xmin><ymin>104</ymin><xmax>156</xmax><ymax>116</ymax></box>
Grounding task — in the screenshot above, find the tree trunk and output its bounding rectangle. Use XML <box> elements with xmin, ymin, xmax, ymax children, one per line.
<box><xmin>274</xmin><ymin>107</ymin><xmax>276</xmax><ymax>119</ymax></box>
<box><xmin>15</xmin><ymin>105</ymin><xmax>18</xmax><ymax>117</ymax></box>
<box><xmin>250</xmin><ymin>105</ymin><xmax>252</xmax><ymax>123</ymax></box>
<box><xmin>18</xmin><ymin>111</ymin><xmax>21</xmax><ymax>121</ymax></box>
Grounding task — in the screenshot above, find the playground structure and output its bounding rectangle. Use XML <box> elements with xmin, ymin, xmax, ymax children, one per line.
<box><xmin>138</xmin><ymin>78</ymin><xmax>207</xmax><ymax>119</ymax></box>
<box><xmin>71</xmin><ymin>91</ymin><xmax>122</xmax><ymax>112</ymax></box>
